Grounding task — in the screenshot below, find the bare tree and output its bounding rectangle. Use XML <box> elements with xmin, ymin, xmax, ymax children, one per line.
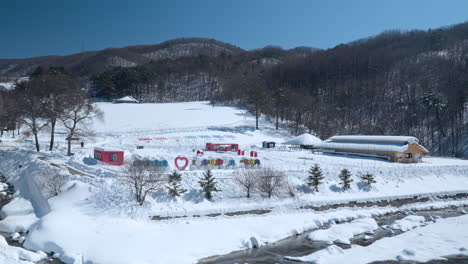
<box><xmin>30</xmin><ymin>67</ymin><xmax>81</xmax><ymax>151</ymax></box>
<box><xmin>234</xmin><ymin>169</ymin><xmax>257</xmax><ymax>198</ymax></box>
<box><xmin>60</xmin><ymin>92</ymin><xmax>103</xmax><ymax>156</ymax></box>
<box><xmin>256</xmin><ymin>168</ymin><xmax>286</xmax><ymax>198</ymax></box>
<box><xmin>246</xmin><ymin>78</ymin><xmax>268</xmax><ymax>130</ymax></box>
<box><xmin>121</xmin><ymin>164</ymin><xmax>166</xmax><ymax>205</ymax></box>
<box><xmin>43</xmin><ymin>172</ymin><xmax>69</xmax><ymax>197</ymax></box>
<box><xmin>15</xmin><ymin>81</ymin><xmax>48</xmax><ymax>152</ymax></box>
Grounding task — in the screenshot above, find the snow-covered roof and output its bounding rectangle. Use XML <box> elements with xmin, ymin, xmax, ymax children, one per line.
<box><xmin>317</xmin><ymin>141</ymin><xmax>409</xmax><ymax>153</ymax></box>
<box><xmin>317</xmin><ymin>135</ymin><xmax>429</xmax><ymax>153</ymax></box>
<box><xmin>95</xmin><ymin>147</ymin><xmax>124</xmax><ymax>152</ymax></box>
<box><xmin>113</xmin><ymin>96</ymin><xmax>139</xmax><ymax>103</ymax></box>
<box><xmin>328</xmin><ymin>135</ymin><xmax>419</xmax><ymax>145</ymax></box>
<box><xmin>282</xmin><ymin>133</ymin><xmax>322</xmax><ymax>145</ymax></box>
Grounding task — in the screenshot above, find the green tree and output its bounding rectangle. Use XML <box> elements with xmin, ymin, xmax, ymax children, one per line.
<box><xmin>307</xmin><ymin>163</ymin><xmax>324</xmax><ymax>192</ymax></box>
<box><xmin>198</xmin><ymin>169</ymin><xmax>220</xmax><ymax>200</ymax></box>
<box><xmin>338</xmin><ymin>169</ymin><xmax>353</xmax><ymax>191</ymax></box>
<box><xmin>360</xmin><ymin>172</ymin><xmax>376</xmax><ymax>189</ymax></box>
<box><xmin>166</xmin><ymin>170</ymin><xmax>187</xmax><ymax>197</ymax></box>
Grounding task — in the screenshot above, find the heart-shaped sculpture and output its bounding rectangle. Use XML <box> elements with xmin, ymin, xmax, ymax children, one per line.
<box><xmin>175</xmin><ymin>156</ymin><xmax>189</xmax><ymax>171</ymax></box>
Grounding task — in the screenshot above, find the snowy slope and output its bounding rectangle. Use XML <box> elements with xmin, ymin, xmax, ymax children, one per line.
<box><xmin>93</xmin><ymin>102</ymin><xmax>258</xmax><ymax>134</ymax></box>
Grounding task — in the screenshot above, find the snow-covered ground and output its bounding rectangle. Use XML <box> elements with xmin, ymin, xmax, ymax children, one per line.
<box><xmin>0</xmin><ymin>101</ymin><xmax>467</xmax><ymax>263</ymax></box>
<box><xmin>0</xmin><ymin>82</ymin><xmax>15</xmax><ymax>90</ymax></box>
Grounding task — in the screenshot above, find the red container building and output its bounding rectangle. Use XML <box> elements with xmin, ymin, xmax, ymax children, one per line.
<box><xmin>94</xmin><ymin>147</ymin><xmax>124</xmax><ymax>165</ymax></box>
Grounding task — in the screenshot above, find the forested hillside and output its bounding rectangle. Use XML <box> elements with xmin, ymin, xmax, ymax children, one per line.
<box><xmin>0</xmin><ymin>38</ymin><xmax>244</xmax><ymax>79</ymax></box>
<box><xmin>254</xmin><ymin>24</ymin><xmax>468</xmax><ymax>157</ymax></box>
<box><xmin>1</xmin><ymin>24</ymin><xmax>467</xmax><ymax>157</ymax></box>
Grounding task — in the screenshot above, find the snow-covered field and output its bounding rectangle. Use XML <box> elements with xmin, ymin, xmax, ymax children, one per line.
<box><xmin>0</xmin><ymin>101</ymin><xmax>467</xmax><ymax>264</ymax></box>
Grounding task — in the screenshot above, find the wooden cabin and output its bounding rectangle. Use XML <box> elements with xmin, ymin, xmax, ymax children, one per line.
<box><xmin>316</xmin><ymin>136</ymin><xmax>429</xmax><ymax>163</ymax></box>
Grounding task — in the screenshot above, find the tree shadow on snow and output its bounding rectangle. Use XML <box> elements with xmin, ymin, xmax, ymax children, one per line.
<box><xmin>152</xmin><ymin>191</ymin><xmax>176</xmax><ymax>203</ymax></box>
<box><xmin>329</xmin><ymin>184</ymin><xmax>343</xmax><ymax>192</ymax></box>
<box><xmin>207</xmin><ymin>125</ymin><xmax>255</xmax><ymax>134</ymax></box>
<box><xmin>356</xmin><ymin>182</ymin><xmax>371</xmax><ymax>192</ymax></box>
<box><xmin>297</xmin><ymin>184</ymin><xmax>314</xmax><ymax>194</ymax></box>
<box><xmin>182</xmin><ymin>189</ymin><xmax>205</xmax><ymax>203</ymax></box>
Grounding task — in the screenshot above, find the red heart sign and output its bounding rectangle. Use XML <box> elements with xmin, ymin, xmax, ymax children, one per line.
<box><xmin>175</xmin><ymin>156</ymin><xmax>189</xmax><ymax>171</ymax></box>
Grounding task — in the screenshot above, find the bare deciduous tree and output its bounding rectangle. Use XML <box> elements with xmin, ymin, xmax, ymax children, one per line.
<box><xmin>60</xmin><ymin>92</ymin><xmax>103</xmax><ymax>156</ymax></box>
<box><xmin>31</xmin><ymin>67</ymin><xmax>81</xmax><ymax>151</ymax></box>
<box><xmin>234</xmin><ymin>169</ymin><xmax>257</xmax><ymax>198</ymax></box>
<box><xmin>256</xmin><ymin>168</ymin><xmax>286</xmax><ymax>198</ymax></box>
<box><xmin>43</xmin><ymin>172</ymin><xmax>69</xmax><ymax>197</ymax></box>
<box><xmin>15</xmin><ymin>81</ymin><xmax>48</xmax><ymax>152</ymax></box>
<box><xmin>121</xmin><ymin>164</ymin><xmax>166</xmax><ymax>205</ymax></box>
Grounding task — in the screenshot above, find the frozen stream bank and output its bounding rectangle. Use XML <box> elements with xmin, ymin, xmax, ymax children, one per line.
<box><xmin>200</xmin><ymin>205</ymin><xmax>468</xmax><ymax>264</ymax></box>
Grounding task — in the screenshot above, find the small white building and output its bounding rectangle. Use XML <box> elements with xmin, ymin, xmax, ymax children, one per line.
<box><xmin>282</xmin><ymin>133</ymin><xmax>322</xmax><ymax>149</ymax></box>
<box><xmin>112</xmin><ymin>96</ymin><xmax>139</xmax><ymax>104</ymax></box>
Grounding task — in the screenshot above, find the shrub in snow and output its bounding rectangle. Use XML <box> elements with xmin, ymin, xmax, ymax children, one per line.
<box><xmin>360</xmin><ymin>172</ymin><xmax>376</xmax><ymax>190</ymax></box>
<box><xmin>256</xmin><ymin>168</ymin><xmax>286</xmax><ymax>198</ymax></box>
<box><xmin>234</xmin><ymin>169</ymin><xmax>257</xmax><ymax>198</ymax></box>
<box><xmin>198</xmin><ymin>169</ymin><xmax>220</xmax><ymax>200</ymax></box>
<box><xmin>285</xmin><ymin>176</ymin><xmax>297</xmax><ymax>197</ymax></box>
<box><xmin>42</xmin><ymin>171</ymin><xmax>69</xmax><ymax>197</ymax></box>
<box><xmin>121</xmin><ymin>164</ymin><xmax>165</xmax><ymax>205</ymax></box>
<box><xmin>307</xmin><ymin>163</ymin><xmax>324</xmax><ymax>192</ymax></box>
<box><xmin>338</xmin><ymin>169</ymin><xmax>353</xmax><ymax>191</ymax></box>
<box><xmin>166</xmin><ymin>170</ymin><xmax>187</xmax><ymax>198</ymax></box>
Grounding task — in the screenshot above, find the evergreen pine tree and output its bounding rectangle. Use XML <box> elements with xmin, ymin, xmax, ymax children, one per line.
<box><xmin>198</xmin><ymin>169</ymin><xmax>220</xmax><ymax>200</ymax></box>
<box><xmin>360</xmin><ymin>172</ymin><xmax>376</xmax><ymax>189</ymax></box>
<box><xmin>338</xmin><ymin>169</ymin><xmax>353</xmax><ymax>191</ymax></box>
<box><xmin>307</xmin><ymin>163</ymin><xmax>324</xmax><ymax>192</ymax></box>
<box><xmin>166</xmin><ymin>170</ymin><xmax>187</xmax><ymax>197</ymax></box>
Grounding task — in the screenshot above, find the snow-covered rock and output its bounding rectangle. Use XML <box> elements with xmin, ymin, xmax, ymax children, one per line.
<box><xmin>0</xmin><ymin>235</ymin><xmax>46</xmax><ymax>264</ymax></box>
<box><xmin>308</xmin><ymin>217</ymin><xmax>379</xmax><ymax>245</ymax></box>
<box><xmin>0</xmin><ymin>198</ymin><xmax>39</xmax><ymax>233</ymax></box>
<box><xmin>390</xmin><ymin>215</ymin><xmax>426</xmax><ymax>231</ymax></box>
<box><xmin>291</xmin><ymin>214</ymin><xmax>468</xmax><ymax>264</ymax></box>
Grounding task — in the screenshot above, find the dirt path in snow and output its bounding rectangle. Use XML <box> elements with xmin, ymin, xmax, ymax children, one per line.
<box><xmin>37</xmin><ymin>156</ymin><xmax>95</xmax><ymax>178</ymax></box>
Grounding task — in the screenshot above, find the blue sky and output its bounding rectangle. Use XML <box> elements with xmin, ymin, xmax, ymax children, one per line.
<box><xmin>1</xmin><ymin>0</ymin><xmax>468</xmax><ymax>59</ymax></box>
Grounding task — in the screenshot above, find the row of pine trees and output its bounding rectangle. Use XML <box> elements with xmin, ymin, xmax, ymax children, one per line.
<box><xmin>167</xmin><ymin>169</ymin><xmax>219</xmax><ymax>200</ymax></box>
<box><xmin>166</xmin><ymin>165</ymin><xmax>377</xmax><ymax>201</ymax></box>
<box><xmin>307</xmin><ymin>164</ymin><xmax>376</xmax><ymax>192</ymax></box>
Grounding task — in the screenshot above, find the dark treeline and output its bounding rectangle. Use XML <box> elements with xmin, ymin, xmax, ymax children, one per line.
<box><xmin>89</xmin><ymin>45</ymin><xmax>315</xmax><ymax>102</ymax></box>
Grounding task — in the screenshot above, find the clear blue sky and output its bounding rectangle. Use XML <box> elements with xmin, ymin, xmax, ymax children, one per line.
<box><xmin>1</xmin><ymin>0</ymin><xmax>468</xmax><ymax>59</ymax></box>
